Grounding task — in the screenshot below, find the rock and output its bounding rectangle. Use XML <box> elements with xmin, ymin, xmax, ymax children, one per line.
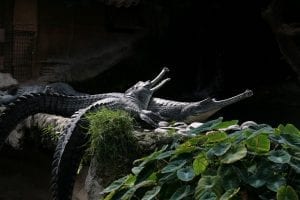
<box><xmin>187</xmin><ymin>122</ymin><xmax>203</xmax><ymax>131</ymax></box>
<box><xmin>85</xmin><ymin>158</ymin><xmax>104</xmax><ymax>200</ymax></box>
<box><xmin>158</xmin><ymin>121</ymin><xmax>169</xmax><ymax>127</ymax></box>
<box><xmin>154</xmin><ymin>128</ymin><xmax>167</xmax><ymax>134</ymax></box>
<box><xmin>154</xmin><ymin>127</ymin><xmax>179</xmax><ymax>134</ymax></box>
<box><xmin>177</xmin><ymin>129</ymin><xmax>189</xmax><ymax>135</ymax></box>
<box><xmin>5</xmin><ymin>113</ymin><xmax>70</xmax><ymax>149</ymax></box>
<box><xmin>220</xmin><ymin>125</ymin><xmax>241</xmax><ymax>132</ymax></box>
<box><xmin>241</xmin><ymin>121</ymin><xmax>258</xmax><ymax>129</ymax></box>
<box><xmin>7</xmin><ymin>122</ymin><xmax>25</xmax><ymax>149</ymax></box>
<box><xmin>0</xmin><ymin>73</ymin><xmax>18</xmax><ymax>89</ymax></box>
<box><xmin>173</xmin><ymin>122</ymin><xmax>187</xmax><ymax>128</ymax></box>
<box><xmin>0</xmin><ymin>94</ymin><xmax>15</xmax><ymax>105</ymax></box>
<box><xmin>73</xmin><ymin>167</ymin><xmax>89</xmax><ymax>200</ymax></box>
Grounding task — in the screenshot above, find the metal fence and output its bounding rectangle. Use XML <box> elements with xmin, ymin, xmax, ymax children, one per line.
<box><xmin>3</xmin><ymin>29</ymin><xmax>35</xmax><ymax>81</ymax></box>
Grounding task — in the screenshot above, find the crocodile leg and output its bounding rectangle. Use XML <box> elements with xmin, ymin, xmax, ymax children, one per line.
<box><xmin>139</xmin><ymin>110</ymin><xmax>166</xmax><ymax>127</ymax></box>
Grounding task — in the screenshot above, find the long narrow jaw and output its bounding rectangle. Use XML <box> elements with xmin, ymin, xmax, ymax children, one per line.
<box><xmin>211</xmin><ymin>89</ymin><xmax>253</xmax><ymax>107</ymax></box>
<box><xmin>150</xmin><ymin>67</ymin><xmax>171</xmax><ymax>92</ymax></box>
<box><xmin>185</xmin><ymin>89</ymin><xmax>253</xmax><ymax>123</ymax></box>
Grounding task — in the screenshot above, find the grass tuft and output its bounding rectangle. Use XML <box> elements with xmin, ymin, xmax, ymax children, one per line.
<box><xmin>85</xmin><ymin>108</ymin><xmax>138</xmax><ymax>165</ymax></box>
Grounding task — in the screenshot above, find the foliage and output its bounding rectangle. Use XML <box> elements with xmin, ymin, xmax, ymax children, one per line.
<box><xmin>101</xmin><ymin>118</ymin><xmax>300</xmax><ymax>200</ymax></box>
<box><xmin>86</xmin><ymin>108</ymin><xmax>138</xmax><ymax>164</ymax></box>
<box><xmin>41</xmin><ymin>124</ymin><xmax>59</xmax><ymax>143</ymax></box>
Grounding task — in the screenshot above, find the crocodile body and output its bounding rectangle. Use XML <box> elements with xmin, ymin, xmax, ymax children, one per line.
<box><xmin>0</xmin><ymin>82</ymin><xmax>86</xmax><ymax>105</ymax></box>
<box><xmin>0</xmin><ymin>68</ymin><xmax>253</xmax><ymax>200</ymax></box>
<box><xmin>51</xmin><ymin>96</ymin><xmax>159</xmax><ymax>199</ymax></box>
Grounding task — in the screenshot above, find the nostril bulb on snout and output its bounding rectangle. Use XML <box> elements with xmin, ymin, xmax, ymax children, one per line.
<box><xmin>163</xmin><ymin>67</ymin><xmax>170</xmax><ymax>72</ymax></box>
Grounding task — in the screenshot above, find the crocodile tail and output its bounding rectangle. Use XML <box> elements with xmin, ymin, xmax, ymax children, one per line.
<box><xmin>51</xmin><ymin>103</ymin><xmax>101</xmax><ymax>200</ymax></box>
<box><xmin>0</xmin><ymin>93</ymin><xmax>106</xmax><ymax>149</ymax></box>
<box><xmin>0</xmin><ymin>93</ymin><xmax>46</xmax><ymax>148</ymax></box>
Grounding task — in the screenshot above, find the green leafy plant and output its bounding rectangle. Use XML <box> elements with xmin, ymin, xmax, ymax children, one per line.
<box><xmin>101</xmin><ymin>118</ymin><xmax>300</xmax><ymax>200</ymax></box>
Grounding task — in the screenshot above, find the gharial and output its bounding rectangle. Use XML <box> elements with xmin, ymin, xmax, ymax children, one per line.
<box><xmin>0</xmin><ymin>67</ymin><xmax>253</xmax><ymax>200</ymax></box>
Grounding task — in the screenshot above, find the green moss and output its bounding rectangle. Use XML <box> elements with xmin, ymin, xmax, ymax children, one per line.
<box><xmin>84</xmin><ymin>108</ymin><xmax>141</xmax><ymax>185</ymax></box>
<box><xmin>85</xmin><ymin>108</ymin><xmax>139</xmax><ymax>167</ymax></box>
<box><xmin>41</xmin><ymin>124</ymin><xmax>59</xmax><ymax>143</ymax></box>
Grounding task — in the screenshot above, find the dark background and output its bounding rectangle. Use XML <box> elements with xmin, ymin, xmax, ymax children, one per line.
<box><xmin>71</xmin><ymin>0</ymin><xmax>300</xmax><ymax>127</ymax></box>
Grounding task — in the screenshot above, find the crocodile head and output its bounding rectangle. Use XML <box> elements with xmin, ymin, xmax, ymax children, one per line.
<box><xmin>182</xmin><ymin>89</ymin><xmax>253</xmax><ymax>123</ymax></box>
<box><xmin>125</xmin><ymin>67</ymin><xmax>170</xmax><ymax>109</ymax></box>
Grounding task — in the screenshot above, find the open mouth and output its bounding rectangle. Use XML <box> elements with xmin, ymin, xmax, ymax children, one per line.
<box><xmin>150</xmin><ymin>67</ymin><xmax>171</xmax><ymax>92</ymax></box>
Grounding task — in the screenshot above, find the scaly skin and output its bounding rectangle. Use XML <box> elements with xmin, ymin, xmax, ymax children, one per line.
<box><xmin>0</xmin><ymin>92</ymin><xmax>120</xmax><ymax>148</ymax></box>
<box><xmin>0</xmin><ymin>89</ymin><xmax>253</xmax><ymax>149</ymax></box>
<box><xmin>51</xmin><ymin>68</ymin><xmax>172</xmax><ymax>200</ymax></box>
<box><xmin>0</xmin><ymin>67</ymin><xmax>253</xmax><ymax>200</ymax></box>
<box><xmin>50</xmin><ymin>92</ymin><xmax>253</xmax><ymax>199</ymax></box>
<box><xmin>0</xmin><ymin>67</ymin><xmax>170</xmax><ymax>148</ymax></box>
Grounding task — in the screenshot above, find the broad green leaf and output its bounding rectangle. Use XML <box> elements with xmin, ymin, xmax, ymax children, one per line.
<box><xmin>246</xmin><ymin>134</ymin><xmax>270</xmax><ymax>154</ymax></box>
<box><xmin>247</xmin><ymin>174</ymin><xmax>266</xmax><ymax>188</ymax></box>
<box><xmin>277</xmin><ymin>185</ymin><xmax>299</xmax><ymax>200</ymax></box>
<box><xmin>220</xmin><ymin>188</ymin><xmax>240</xmax><ymax>200</ymax></box>
<box><xmin>175</xmin><ymin>142</ymin><xmax>197</xmax><ymax>155</ymax></box>
<box><xmin>170</xmin><ymin>185</ymin><xmax>191</xmax><ymax>200</ymax></box>
<box><xmin>147</xmin><ymin>172</ymin><xmax>157</xmax><ymax>182</ymax></box>
<box><xmin>161</xmin><ymin>160</ymin><xmax>187</xmax><ymax>174</ymax></box>
<box><xmin>196</xmin><ymin>176</ymin><xmax>220</xmax><ymax>190</ymax></box>
<box><xmin>196</xmin><ymin>190</ymin><xmax>218</xmax><ymax>200</ymax></box>
<box><xmin>101</xmin><ymin>175</ymin><xmax>130</xmax><ymax>194</ymax></box>
<box><xmin>268</xmin><ymin>150</ymin><xmax>291</xmax><ymax>164</ymax></box>
<box><xmin>187</xmin><ymin>135</ymin><xmax>208</xmax><ymax>146</ymax></box>
<box><xmin>135</xmin><ymin>163</ymin><xmax>156</xmax><ymax>184</ymax></box>
<box><xmin>278</xmin><ymin>124</ymin><xmax>286</xmax><ymax>132</ymax></box>
<box><xmin>247</xmin><ymin>163</ymin><xmax>257</xmax><ymax>174</ymax></box>
<box><xmin>190</xmin><ymin>117</ymin><xmax>223</xmax><ymax>135</ymax></box>
<box><xmin>124</xmin><ymin>174</ymin><xmax>136</xmax><ymax>187</ymax></box>
<box><xmin>121</xmin><ymin>188</ymin><xmax>136</xmax><ymax>200</ymax></box>
<box><xmin>230</xmin><ymin>129</ymin><xmax>250</xmax><ymax>144</ymax></box>
<box><xmin>156</xmin><ymin>150</ymin><xmax>174</xmax><ymax>160</ymax></box>
<box><xmin>104</xmin><ymin>190</ymin><xmax>116</xmax><ymax>200</ymax></box>
<box><xmin>206</xmin><ymin>131</ymin><xmax>228</xmax><ymax>143</ymax></box>
<box><xmin>132</xmin><ymin>166</ymin><xmax>144</xmax><ymax>175</ymax></box>
<box><xmin>280</xmin><ymin>133</ymin><xmax>300</xmax><ymax>149</ymax></box>
<box><xmin>158</xmin><ymin>172</ymin><xmax>176</xmax><ymax>184</ymax></box>
<box><xmin>218</xmin><ymin>166</ymin><xmax>241</xmax><ymax>190</ymax></box>
<box><xmin>279</xmin><ymin>124</ymin><xmax>300</xmax><ymax>135</ymax></box>
<box><xmin>193</xmin><ymin>153</ymin><xmax>209</xmax><ymax>175</ymax></box>
<box><xmin>266</xmin><ymin>176</ymin><xmax>286</xmax><ymax>192</ymax></box>
<box><xmin>209</xmin><ymin>142</ymin><xmax>232</xmax><ymax>157</ymax></box>
<box><xmin>289</xmin><ymin>157</ymin><xmax>300</xmax><ymax>173</ymax></box>
<box><xmin>221</xmin><ymin>144</ymin><xmax>247</xmax><ymax>164</ymax></box>
<box><xmin>247</xmin><ymin>161</ymin><xmax>273</xmax><ymax>187</ymax></box>
<box><xmin>247</xmin><ymin>126</ymin><xmax>274</xmax><ymax>140</ymax></box>
<box><xmin>269</xmin><ymin>133</ymin><xmax>285</xmax><ymax>143</ymax></box>
<box><xmin>141</xmin><ymin>186</ymin><xmax>161</xmax><ymax>200</ymax></box>
<box><xmin>212</xmin><ymin>120</ymin><xmax>239</xmax><ymax>130</ymax></box>
<box><xmin>177</xmin><ymin>166</ymin><xmax>195</xmax><ymax>182</ymax></box>
<box><xmin>133</xmin><ymin>145</ymin><xmax>168</xmax><ymax>165</ymax></box>
<box><xmin>121</xmin><ymin>180</ymin><xmax>155</xmax><ymax>200</ymax></box>
<box><xmin>196</xmin><ymin>175</ymin><xmax>222</xmax><ymax>197</ymax></box>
